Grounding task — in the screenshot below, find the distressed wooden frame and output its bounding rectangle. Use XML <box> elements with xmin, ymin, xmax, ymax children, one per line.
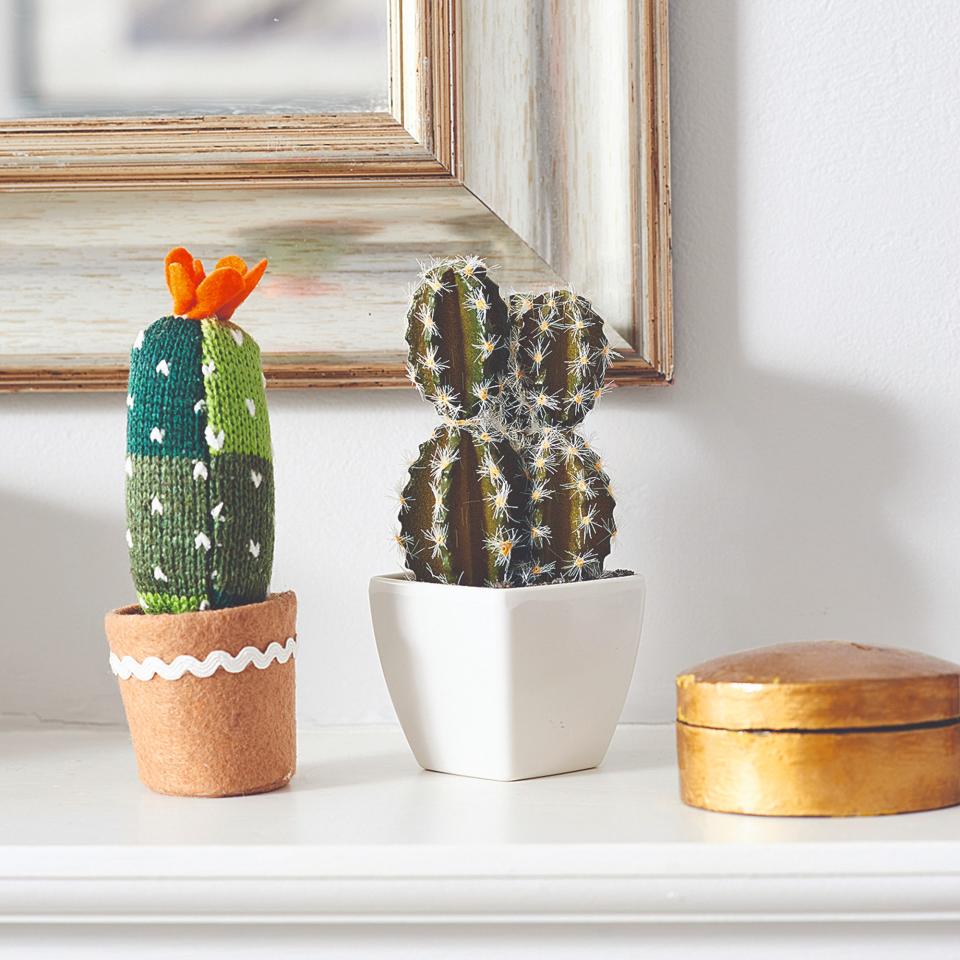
<box><xmin>0</xmin><ymin>0</ymin><xmax>671</xmax><ymax>391</ymax></box>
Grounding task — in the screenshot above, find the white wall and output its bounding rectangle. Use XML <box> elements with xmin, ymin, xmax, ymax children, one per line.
<box><xmin>3</xmin><ymin>0</ymin><xmax>960</xmax><ymax>727</ymax></box>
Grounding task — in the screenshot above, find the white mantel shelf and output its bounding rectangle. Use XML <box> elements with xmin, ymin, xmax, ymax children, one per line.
<box><xmin>2</xmin><ymin>722</ymin><xmax>960</xmax><ymax>927</ymax></box>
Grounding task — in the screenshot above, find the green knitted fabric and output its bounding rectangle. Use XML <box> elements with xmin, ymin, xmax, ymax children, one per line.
<box><xmin>126</xmin><ymin>317</ymin><xmax>207</xmax><ymax>458</ymax></box>
<box><xmin>126</xmin><ymin>316</ymin><xmax>275</xmax><ymax>613</ymax></box>
<box><xmin>200</xmin><ymin>319</ymin><xmax>272</xmax><ymax>460</ymax></box>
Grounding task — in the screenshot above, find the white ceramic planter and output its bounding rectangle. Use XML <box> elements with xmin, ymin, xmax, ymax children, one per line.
<box><xmin>369</xmin><ymin>572</ymin><xmax>645</xmax><ymax>781</ymax></box>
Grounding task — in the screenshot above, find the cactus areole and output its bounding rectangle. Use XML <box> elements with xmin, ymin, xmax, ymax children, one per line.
<box><xmin>398</xmin><ymin>256</ymin><xmax>626</xmax><ymax>588</ymax></box>
<box><xmin>125</xmin><ymin>248</ymin><xmax>275</xmax><ymax>613</ymax></box>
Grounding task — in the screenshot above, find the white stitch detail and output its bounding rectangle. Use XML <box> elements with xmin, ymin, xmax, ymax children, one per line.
<box><xmin>205</xmin><ymin>425</ymin><xmax>225</xmax><ymax>451</ymax></box>
<box><xmin>231</xmin><ymin>328</ymin><xmax>245</xmax><ymax>347</ymax></box>
<box><xmin>110</xmin><ymin>638</ymin><xmax>297</xmax><ymax>681</ymax></box>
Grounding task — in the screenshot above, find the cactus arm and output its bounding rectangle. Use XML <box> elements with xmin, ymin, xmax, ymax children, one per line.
<box><xmin>399</xmin><ymin>426</ymin><xmax>527</xmax><ymax>586</ymax></box>
<box><xmin>509</xmin><ymin>291</ymin><xmax>610</xmax><ymax>429</ymax></box>
<box><xmin>525</xmin><ymin>427</ymin><xmax>616</xmax><ymax>583</ymax></box>
<box><xmin>405</xmin><ymin>258</ymin><xmax>511</xmax><ymax>420</ymax></box>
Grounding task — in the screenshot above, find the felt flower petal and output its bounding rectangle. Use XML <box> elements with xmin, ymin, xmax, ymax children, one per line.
<box><xmin>162</xmin><ymin>248</ymin><xmax>266</xmax><ymax>322</ymax></box>
<box><xmin>167</xmin><ymin>261</ymin><xmax>197</xmax><ymax>315</ymax></box>
<box><xmin>216</xmin><ymin>258</ymin><xmax>268</xmax><ymax>321</ymax></box>
<box><xmin>165</xmin><ymin>247</ymin><xmax>200</xmax><ymax>284</ymax></box>
<box><xmin>216</xmin><ymin>255</ymin><xmax>248</xmax><ymax>275</ymax></box>
<box><xmin>185</xmin><ymin>267</ymin><xmax>246</xmax><ymax>319</ymax></box>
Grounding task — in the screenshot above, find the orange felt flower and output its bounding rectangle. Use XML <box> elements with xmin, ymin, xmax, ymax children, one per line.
<box><xmin>164</xmin><ymin>247</ymin><xmax>267</xmax><ymax>322</ymax></box>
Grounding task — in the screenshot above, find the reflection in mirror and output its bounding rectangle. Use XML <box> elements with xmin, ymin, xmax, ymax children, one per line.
<box><xmin>2</xmin><ymin>0</ymin><xmax>389</xmax><ymax>118</ymax></box>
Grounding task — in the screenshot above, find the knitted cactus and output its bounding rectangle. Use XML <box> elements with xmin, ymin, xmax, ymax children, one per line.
<box><xmin>398</xmin><ymin>258</ymin><xmax>620</xmax><ymax>587</ymax></box>
<box><xmin>125</xmin><ymin>248</ymin><xmax>274</xmax><ymax>613</ymax></box>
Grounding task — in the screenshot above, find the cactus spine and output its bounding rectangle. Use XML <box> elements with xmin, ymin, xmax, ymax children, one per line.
<box><xmin>520</xmin><ymin>426</ymin><xmax>616</xmax><ymax>584</ymax></box>
<box><xmin>400</xmin><ymin>258</ymin><xmax>524</xmax><ymax>586</ymax></box>
<box><xmin>509</xmin><ymin>290</ymin><xmax>614</xmax><ymax>428</ymax></box>
<box><xmin>398</xmin><ymin>260</ymin><xmax>620</xmax><ymax>587</ymax></box>
<box><xmin>405</xmin><ymin>256</ymin><xmax>511</xmax><ymax>421</ymax></box>
<box><xmin>125</xmin><ymin>250</ymin><xmax>274</xmax><ymax>613</ymax></box>
<box><xmin>399</xmin><ymin>424</ymin><xmax>530</xmax><ymax>585</ymax></box>
<box><xmin>509</xmin><ymin>291</ymin><xmax>617</xmax><ymax>583</ymax></box>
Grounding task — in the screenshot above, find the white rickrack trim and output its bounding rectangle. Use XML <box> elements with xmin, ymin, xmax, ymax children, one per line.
<box><xmin>109</xmin><ymin>638</ymin><xmax>297</xmax><ymax>682</ymax></box>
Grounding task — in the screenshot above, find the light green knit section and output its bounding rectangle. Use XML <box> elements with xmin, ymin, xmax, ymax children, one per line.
<box><xmin>137</xmin><ymin>592</ymin><xmax>205</xmax><ymax>614</ymax></box>
<box><xmin>200</xmin><ymin>319</ymin><xmax>272</xmax><ymax>460</ymax></box>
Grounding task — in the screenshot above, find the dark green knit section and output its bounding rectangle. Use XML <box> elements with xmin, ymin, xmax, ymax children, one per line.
<box><xmin>126</xmin><ymin>454</ymin><xmax>211</xmax><ymax>610</ymax></box>
<box><xmin>125</xmin><ymin>315</ymin><xmax>275</xmax><ymax>613</ymax></box>
<box><xmin>127</xmin><ymin>317</ymin><xmax>208</xmax><ymax>459</ymax></box>
<box><xmin>209</xmin><ymin>453</ymin><xmax>274</xmax><ymax>608</ymax></box>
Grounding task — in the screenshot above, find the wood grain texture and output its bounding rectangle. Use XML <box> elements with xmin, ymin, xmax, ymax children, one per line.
<box><xmin>676</xmin><ymin>640</ymin><xmax>960</xmax><ymax>730</ymax></box>
<box><xmin>0</xmin><ymin>0</ymin><xmax>455</xmax><ymax>189</ymax></box>
<box><xmin>677</xmin><ymin>721</ymin><xmax>960</xmax><ymax>817</ymax></box>
<box><xmin>0</xmin><ymin>185</ymin><xmax>580</xmax><ymax>391</ymax></box>
<box><xmin>461</xmin><ymin>0</ymin><xmax>672</xmax><ymax>380</ymax></box>
<box><xmin>0</xmin><ymin>0</ymin><xmax>673</xmax><ymax>391</ymax></box>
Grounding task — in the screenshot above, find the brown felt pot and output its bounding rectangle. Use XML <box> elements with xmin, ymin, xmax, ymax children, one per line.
<box><xmin>104</xmin><ymin>592</ymin><xmax>297</xmax><ymax>798</ymax></box>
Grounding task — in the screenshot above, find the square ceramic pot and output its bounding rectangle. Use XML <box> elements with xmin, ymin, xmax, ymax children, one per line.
<box><xmin>369</xmin><ymin>573</ymin><xmax>645</xmax><ymax>781</ymax></box>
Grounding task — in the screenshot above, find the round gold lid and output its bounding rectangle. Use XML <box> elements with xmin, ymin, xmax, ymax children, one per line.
<box><xmin>676</xmin><ymin>641</ymin><xmax>960</xmax><ymax>730</ymax></box>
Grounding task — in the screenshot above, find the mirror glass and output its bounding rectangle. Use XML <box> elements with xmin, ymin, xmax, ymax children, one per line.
<box><xmin>1</xmin><ymin>0</ymin><xmax>389</xmax><ymax>118</ymax></box>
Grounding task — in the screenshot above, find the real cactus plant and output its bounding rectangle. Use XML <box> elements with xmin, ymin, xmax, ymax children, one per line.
<box><xmin>125</xmin><ymin>247</ymin><xmax>274</xmax><ymax>613</ymax></box>
<box><xmin>397</xmin><ymin>258</ymin><xmax>621</xmax><ymax>587</ymax></box>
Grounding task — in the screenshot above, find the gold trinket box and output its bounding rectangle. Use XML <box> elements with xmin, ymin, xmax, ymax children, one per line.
<box><xmin>676</xmin><ymin>641</ymin><xmax>960</xmax><ymax>816</ymax></box>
